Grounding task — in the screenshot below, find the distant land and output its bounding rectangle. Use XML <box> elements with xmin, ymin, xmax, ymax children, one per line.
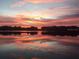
<box><xmin>0</xmin><ymin>26</ymin><xmax>78</xmax><ymax>35</ymax></box>
<box><xmin>0</xmin><ymin>26</ymin><xmax>79</xmax><ymax>31</ymax></box>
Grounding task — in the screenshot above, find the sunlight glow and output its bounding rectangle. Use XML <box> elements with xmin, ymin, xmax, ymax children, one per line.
<box><xmin>20</xmin><ymin>11</ymin><xmax>56</xmax><ymax>20</ymax></box>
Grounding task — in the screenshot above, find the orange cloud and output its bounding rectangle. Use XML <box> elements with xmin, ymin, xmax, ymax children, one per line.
<box><xmin>15</xmin><ymin>17</ymin><xmax>47</xmax><ymax>26</ymax></box>
<box><xmin>15</xmin><ymin>14</ymin><xmax>79</xmax><ymax>27</ymax></box>
<box><xmin>24</xmin><ymin>0</ymin><xmax>64</xmax><ymax>4</ymax></box>
<box><xmin>11</xmin><ymin>0</ymin><xmax>64</xmax><ymax>7</ymax></box>
<box><xmin>18</xmin><ymin>10</ymin><xmax>56</xmax><ymax>19</ymax></box>
<box><xmin>0</xmin><ymin>15</ymin><xmax>79</xmax><ymax>27</ymax></box>
<box><xmin>17</xmin><ymin>6</ymin><xmax>79</xmax><ymax>20</ymax></box>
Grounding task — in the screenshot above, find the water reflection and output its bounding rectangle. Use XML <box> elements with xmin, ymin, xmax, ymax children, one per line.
<box><xmin>0</xmin><ymin>31</ymin><xmax>79</xmax><ymax>59</ymax></box>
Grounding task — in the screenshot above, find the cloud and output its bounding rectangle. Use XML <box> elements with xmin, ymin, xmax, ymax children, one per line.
<box><xmin>0</xmin><ymin>16</ymin><xmax>19</xmax><ymax>26</ymax></box>
<box><xmin>50</xmin><ymin>7</ymin><xmax>79</xmax><ymax>17</ymax></box>
<box><xmin>60</xmin><ymin>13</ymin><xmax>79</xmax><ymax>19</ymax></box>
<box><xmin>0</xmin><ymin>14</ymin><xmax>79</xmax><ymax>27</ymax></box>
<box><xmin>0</xmin><ymin>15</ymin><xmax>46</xmax><ymax>26</ymax></box>
<box><xmin>24</xmin><ymin>0</ymin><xmax>64</xmax><ymax>4</ymax></box>
<box><xmin>0</xmin><ymin>16</ymin><xmax>15</xmax><ymax>20</ymax></box>
<box><xmin>11</xmin><ymin>1</ymin><xmax>25</xmax><ymax>8</ymax></box>
<box><xmin>17</xmin><ymin>6</ymin><xmax>79</xmax><ymax>19</ymax></box>
<box><xmin>14</xmin><ymin>15</ymin><xmax>47</xmax><ymax>26</ymax></box>
<box><xmin>47</xmin><ymin>17</ymin><xmax>79</xmax><ymax>26</ymax></box>
<box><xmin>65</xmin><ymin>0</ymin><xmax>79</xmax><ymax>8</ymax></box>
<box><xmin>11</xmin><ymin>0</ymin><xmax>64</xmax><ymax>7</ymax></box>
<box><xmin>15</xmin><ymin>14</ymin><xmax>79</xmax><ymax>27</ymax></box>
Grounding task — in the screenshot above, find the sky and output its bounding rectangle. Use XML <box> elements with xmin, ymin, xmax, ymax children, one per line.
<box><xmin>0</xmin><ymin>0</ymin><xmax>79</xmax><ymax>27</ymax></box>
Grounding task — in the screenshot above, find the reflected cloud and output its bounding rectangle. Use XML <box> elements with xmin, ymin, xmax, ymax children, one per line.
<box><xmin>0</xmin><ymin>32</ymin><xmax>79</xmax><ymax>59</ymax></box>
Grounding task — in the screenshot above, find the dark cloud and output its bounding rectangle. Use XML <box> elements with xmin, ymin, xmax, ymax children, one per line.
<box><xmin>0</xmin><ymin>16</ymin><xmax>15</xmax><ymax>21</ymax></box>
<box><xmin>0</xmin><ymin>16</ymin><xmax>18</xmax><ymax>26</ymax></box>
<box><xmin>59</xmin><ymin>13</ymin><xmax>79</xmax><ymax>19</ymax></box>
<box><xmin>65</xmin><ymin>0</ymin><xmax>79</xmax><ymax>8</ymax></box>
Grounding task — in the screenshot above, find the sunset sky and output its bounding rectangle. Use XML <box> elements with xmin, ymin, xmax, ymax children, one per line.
<box><xmin>0</xmin><ymin>0</ymin><xmax>79</xmax><ymax>27</ymax></box>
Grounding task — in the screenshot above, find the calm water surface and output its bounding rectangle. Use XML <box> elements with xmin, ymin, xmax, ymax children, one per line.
<box><xmin>0</xmin><ymin>31</ymin><xmax>79</xmax><ymax>59</ymax></box>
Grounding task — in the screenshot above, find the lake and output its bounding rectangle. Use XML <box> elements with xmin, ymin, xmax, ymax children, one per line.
<box><xmin>0</xmin><ymin>31</ymin><xmax>79</xmax><ymax>59</ymax></box>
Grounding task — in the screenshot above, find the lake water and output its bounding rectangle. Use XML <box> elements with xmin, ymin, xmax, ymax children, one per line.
<box><xmin>0</xmin><ymin>31</ymin><xmax>79</xmax><ymax>59</ymax></box>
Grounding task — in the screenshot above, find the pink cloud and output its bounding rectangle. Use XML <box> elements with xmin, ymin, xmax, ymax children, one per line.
<box><xmin>0</xmin><ymin>16</ymin><xmax>20</xmax><ymax>26</ymax></box>
<box><xmin>24</xmin><ymin>0</ymin><xmax>64</xmax><ymax>4</ymax></box>
<box><xmin>15</xmin><ymin>15</ymin><xmax>79</xmax><ymax>27</ymax></box>
<box><xmin>18</xmin><ymin>7</ymin><xmax>79</xmax><ymax>19</ymax></box>
<box><xmin>47</xmin><ymin>17</ymin><xmax>79</xmax><ymax>26</ymax></box>
<box><xmin>11</xmin><ymin>1</ymin><xmax>25</xmax><ymax>7</ymax></box>
<box><xmin>0</xmin><ymin>15</ymin><xmax>79</xmax><ymax>27</ymax></box>
<box><xmin>11</xmin><ymin>0</ymin><xmax>64</xmax><ymax>7</ymax></box>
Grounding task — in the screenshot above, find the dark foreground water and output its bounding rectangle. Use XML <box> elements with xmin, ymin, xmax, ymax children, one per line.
<box><xmin>0</xmin><ymin>31</ymin><xmax>79</xmax><ymax>59</ymax></box>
